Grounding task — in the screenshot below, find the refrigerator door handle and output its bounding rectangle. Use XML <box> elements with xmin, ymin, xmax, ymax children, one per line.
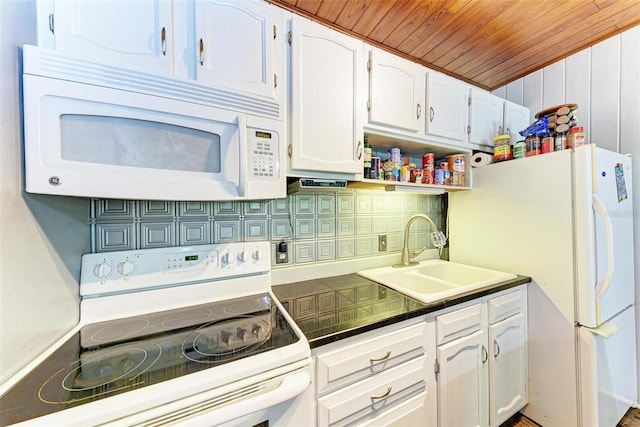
<box><xmin>581</xmin><ymin>321</ymin><xmax>618</xmax><ymax>339</ymax></box>
<box><xmin>592</xmin><ymin>194</ymin><xmax>614</xmax><ymax>300</ymax></box>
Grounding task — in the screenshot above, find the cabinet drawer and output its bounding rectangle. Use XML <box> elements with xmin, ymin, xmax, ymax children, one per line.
<box><xmin>316</xmin><ymin>322</ymin><xmax>427</xmax><ymax>395</ymax></box>
<box><xmin>488</xmin><ymin>287</ymin><xmax>525</xmax><ymax>324</ymax></box>
<box><xmin>436</xmin><ymin>303</ymin><xmax>484</xmax><ymax>345</ymax></box>
<box><xmin>317</xmin><ymin>356</ymin><xmax>427</xmax><ymax>427</ymax></box>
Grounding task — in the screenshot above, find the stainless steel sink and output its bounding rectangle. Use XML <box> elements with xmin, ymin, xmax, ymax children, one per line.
<box><xmin>358</xmin><ymin>260</ymin><xmax>517</xmax><ymax>304</ymax></box>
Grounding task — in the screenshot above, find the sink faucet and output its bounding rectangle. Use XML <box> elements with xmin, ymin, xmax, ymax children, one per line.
<box><xmin>394</xmin><ymin>214</ymin><xmax>446</xmax><ymax>268</ymax></box>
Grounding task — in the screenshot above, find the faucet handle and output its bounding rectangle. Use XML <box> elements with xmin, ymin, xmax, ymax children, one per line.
<box><xmin>431</xmin><ymin>231</ymin><xmax>447</xmax><ymax>248</ymax></box>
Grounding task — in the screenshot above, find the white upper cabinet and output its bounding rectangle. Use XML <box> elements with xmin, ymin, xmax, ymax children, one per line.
<box><xmin>288</xmin><ymin>15</ymin><xmax>364</xmax><ymax>175</ymax></box>
<box><xmin>503</xmin><ymin>100</ymin><xmax>530</xmax><ymax>144</ymax></box>
<box><xmin>39</xmin><ymin>0</ymin><xmax>174</xmax><ymax>75</ymax></box>
<box><xmin>425</xmin><ymin>71</ymin><xmax>470</xmax><ymax>143</ymax></box>
<box><xmin>469</xmin><ymin>88</ymin><xmax>504</xmax><ymax>146</ymax></box>
<box><xmin>367</xmin><ymin>47</ymin><xmax>425</xmax><ymax>134</ymax></box>
<box><xmin>195</xmin><ymin>0</ymin><xmax>282</xmax><ymax>100</ymax></box>
<box><xmin>470</xmin><ymin>89</ymin><xmax>530</xmax><ymax>147</ymax></box>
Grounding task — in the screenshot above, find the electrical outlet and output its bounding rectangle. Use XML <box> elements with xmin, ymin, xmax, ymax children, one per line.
<box><xmin>378</xmin><ymin>235</ymin><xmax>387</xmax><ymax>252</ymax></box>
<box><xmin>276</xmin><ymin>241</ymin><xmax>289</xmax><ymax>264</ymax></box>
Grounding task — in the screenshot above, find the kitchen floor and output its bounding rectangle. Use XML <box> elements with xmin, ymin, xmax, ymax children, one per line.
<box><xmin>501</xmin><ymin>408</ymin><xmax>640</xmax><ymax>426</ymax></box>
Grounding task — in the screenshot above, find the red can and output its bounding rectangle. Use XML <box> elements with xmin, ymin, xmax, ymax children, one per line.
<box><xmin>541</xmin><ymin>136</ymin><xmax>554</xmax><ymax>154</ymax></box>
<box><xmin>422</xmin><ymin>153</ymin><xmax>435</xmax><ymax>184</ymax></box>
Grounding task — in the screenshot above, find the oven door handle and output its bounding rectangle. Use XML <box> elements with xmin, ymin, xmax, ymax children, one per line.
<box><xmin>182</xmin><ymin>370</ymin><xmax>310</xmax><ymax>425</ymax></box>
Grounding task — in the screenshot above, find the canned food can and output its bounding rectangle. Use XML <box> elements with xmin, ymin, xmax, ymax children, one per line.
<box><xmin>541</xmin><ymin>136</ymin><xmax>554</xmax><ymax>154</ymax></box>
<box><xmin>513</xmin><ymin>141</ymin><xmax>526</xmax><ymax>159</ymax></box>
<box><xmin>422</xmin><ymin>153</ymin><xmax>435</xmax><ymax>184</ymax></box>
<box><xmin>446</xmin><ymin>154</ymin><xmax>465</xmax><ymax>186</ymax></box>
<box><xmin>555</xmin><ymin>135</ymin><xmax>566</xmax><ymax>151</ymax></box>
<box><xmin>434</xmin><ymin>169</ymin><xmax>445</xmax><ymax>185</ymax></box>
<box><xmin>370</xmin><ymin>157</ymin><xmax>380</xmax><ymax>179</ymax></box>
<box><xmin>399</xmin><ymin>166</ymin><xmax>409</xmax><ymax>182</ymax></box>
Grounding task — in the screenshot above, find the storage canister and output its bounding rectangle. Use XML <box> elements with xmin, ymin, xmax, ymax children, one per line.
<box><xmin>446</xmin><ymin>154</ymin><xmax>465</xmax><ymax>186</ymax></box>
<box><xmin>422</xmin><ymin>153</ymin><xmax>435</xmax><ymax>184</ymax></box>
<box><xmin>566</xmin><ymin>127</ymin><xmax>585</xmax><ymax>148</ymax></box>
<box><xmin>513</xmin><ymin>140</ymin><xmax>526</xmax><ymax>159</ymax></box>
<box><xmin>493</xmin><ymin>134</ymin><xmax>511</xmax><ymax>162</ymax></box>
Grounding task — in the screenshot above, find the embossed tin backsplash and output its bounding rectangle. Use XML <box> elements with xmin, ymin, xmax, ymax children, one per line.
<box><xmin>90</xmin><ymin>189</ymin><xmax>445</xmax><ymax>267</ymax></box>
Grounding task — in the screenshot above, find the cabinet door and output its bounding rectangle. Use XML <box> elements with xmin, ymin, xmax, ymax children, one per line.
<box><xmin>195</xmin><ymin>0</ymin><xmax>280</xmax><ymax>100</ymax></box>
<box><xmin>368</xmin><ymin>48</ymin><xmax>425</xmax><ymax>133</ymax></box>
<box><xmin>469</xmin><ymin>89</ymin><xmax>504</xmax><ymax>146</ymax></box>
<box><xmin>489</xmin><ymin>313</ymin><xmax>527</xmax><ymax>427</ymax></box>
<box><xmin>425</xmin><ymin>71</ymin><xmax>469</xmax><ymax>142</ymax></box>
<box><xmin>289</xmin><ymin>16</ymin><xmax>364</xmax><ymax>174</ymax></box>
<box><xmin>503</xmin><ymin>101</ymin><xmax>530</xmax><ymax>145</ymax></box>
<box><xmin>437</xmin><ymin>329</ymin><xmax>489</xmax><ymax>427</ymax></box>
<box><xmin>49</xmin><ymin>0</ymin><xmax>173</xmax><ymax>74</ymax></box>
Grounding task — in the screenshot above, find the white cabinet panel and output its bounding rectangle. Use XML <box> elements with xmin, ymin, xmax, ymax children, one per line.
<box><xmin>44</xmin><ymin>0</ymin><xmax>173</xmax><ymax>74</ymax></box>
<box><xmin>469</xmin><ymin>89</ymin><xmax>504</xmax><ymax>146</ymax></box>
<box><xmin>565</xmin><ymin>49</ymin><xmax>591</xmax><ymax>141</ymax></box>
<box><xmin>505</xmin><ymin>79</ymin><xmax>524</xmax><ymax>105</ymax></box>
<box><xmin>523</xmin><ymin>70</ymin><xmax>543</xmax><ymax>119</ymax></box>
<box><xmin>367</xmin><ymin>47</ymin><xmax>424</xmax><ymax>133</ymax></box>
<box><xmin>591</xmin><ymin>36</ymin><xmax>621</xmax><ymax>152</ymax></box>
<box><xmin>504</xmin><ymin>101</ymin><xmax>530</xmax><ymax>143</ymax></box>
<box><xmin>289</xmin><ymin>16</ymin><xmax>364</xmax><ymax>175</ymax></box>
<box><xmin>619</xmin><ymin>26</ymin><xmax>640</xmax><ymax>156</ymax></box>
<box><xmin>426</xmin><ymin>72</ymin><xmax>469</xmax><ymax>142</ymax></box>
<box><xmin>194</xmin><ymin>0</ymin><xmax>280</xmax><ymax>100</ymax></box>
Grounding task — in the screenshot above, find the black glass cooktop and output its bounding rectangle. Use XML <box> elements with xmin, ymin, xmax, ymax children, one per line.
<box><xmin>0</xmin><ymin>294</ymin><xmax>299</xmax><ymax>425</ymax></box>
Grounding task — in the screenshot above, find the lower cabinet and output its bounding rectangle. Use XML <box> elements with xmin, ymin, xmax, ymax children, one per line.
<box><xmin>434</xmin><ymin>286</ymin><xmax>528</xmax><ymax>427</ymax></box>
<box><xmin>312</xmin><ymin>318</ymin><xmax>437</xmax><ymax>427</ymax></box>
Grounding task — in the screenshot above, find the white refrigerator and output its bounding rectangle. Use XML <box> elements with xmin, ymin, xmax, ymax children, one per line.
<box><xmin>449</xmin><ymin>144</ymin><xmax>636</xmax><ymax>427</ymax></box>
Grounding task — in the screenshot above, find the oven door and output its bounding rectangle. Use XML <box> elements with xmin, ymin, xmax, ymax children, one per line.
<box><xmin>100</xmin><ymin>364</ymin><xmax>313</xmax><ymax>427</ymax></box>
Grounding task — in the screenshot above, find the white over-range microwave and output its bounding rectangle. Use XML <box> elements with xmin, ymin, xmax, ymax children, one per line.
<box><xmin>21</xmin><ymin>45</ymin><xmax>286</xmax><ymax>201</ymax></box>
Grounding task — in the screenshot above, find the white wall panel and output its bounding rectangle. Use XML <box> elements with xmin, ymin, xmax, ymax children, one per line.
<box><xmin>565</xmin><ymin>49</ymin><xmax>591</xmax><ymax>141</ymax></box>
<box><xmin>492</xmin><ymin>85</ymin><xmax>506</xmax><ymax>98</ymax></box>
<box><xmin>590</xmin><ymin>35</ymin><xmax>621</xmax><ymax>152</ymax></box>
<box><xmin>523</xmin><ymin>70</ymin><xmax>543</xmax><ymax>118</ymax></box>
<box><xmin>542</xmin><ymin>61</ymin><xmax>565</xmax><ymax>107</ymax></box>
<box><xmin>505</xmin><ymin>79</ymin><xmax>524</xmax><ymax>105</ymax></box>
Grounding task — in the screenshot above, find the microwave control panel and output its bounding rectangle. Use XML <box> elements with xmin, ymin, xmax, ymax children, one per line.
<box><xmin>248</xmin><ymin>130</ymin><xmax>279</xmax><ymax>180</ymax></box>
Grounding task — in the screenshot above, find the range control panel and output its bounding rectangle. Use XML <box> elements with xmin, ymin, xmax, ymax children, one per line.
<box><xmin>80</xmin><ymin>242</ymin><xmax>271</xmax><ymax>297</ymax></box>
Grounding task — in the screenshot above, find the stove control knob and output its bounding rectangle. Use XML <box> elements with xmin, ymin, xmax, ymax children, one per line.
<box><xmin>252</xmin><ymin>249</ymin><xmax>263</xmax><ymax>261</ymax></box>
<box><xmin>237</xmin><ymin>328</ymin><xmax>248</xmax><ymax>343</ymax></box>
<box><xmin>252</xmin><ymin>324</ymin><xmax>263</xmax><ymax>337</ymax></box>
<box><xmin>94</xmin><ymin>262</ymin><xmax>112</xmax><ymax>279</ymax></box>
<box><xmin>222</xmin><ymin>251</ymin><xmax>235</xmax><ymax>265</ymax></box>
<box><xmin>220</xmin><ymin>330</ymin><xmax>233</xmax><ymax>346</ymax></box>
<box><xmin>117</xmin><ymin>260</ymin><xmax>136</xmax><ymax>276</ymax></box>
<box><xmin>237</xmin><ymin>250</ymin><xmax>247</xmax><ymax>263</ymax></box>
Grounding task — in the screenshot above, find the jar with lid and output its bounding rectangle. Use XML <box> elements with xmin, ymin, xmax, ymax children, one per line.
<box><xmin>526</xmin><ymin>134</ymin><xmax>541</xmax><ymax>156</ymax></box>
<box><xmin>493</xmin><ymin>134</ymin><xmax>511</xmax><ymax>162</ymax></box>
<box><xmin>566</xmin><ymin>127</ymin><xmax>585</xmax><ymax>148</ymax></box>
<box><xmin>363</xmin><ymin>136</ymin><xmax>372</xmax><ymax>177</ymax></box>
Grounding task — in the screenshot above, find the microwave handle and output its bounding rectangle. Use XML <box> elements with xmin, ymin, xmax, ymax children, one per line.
<box><xmin>237</xmin><ymin>115</ymin><xmax>248</xmax><ymax>197</ymax></box>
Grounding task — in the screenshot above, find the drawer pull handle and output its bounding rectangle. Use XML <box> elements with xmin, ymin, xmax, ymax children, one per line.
<box><xmin>370</xmin><ymin>351</ymin><xmax>391</xmax><ymax>362</ymax></box>
<box><xmin>371</xmin><ymin>387</ymin><xmax>392</xmax><ymax>400</ymax></box>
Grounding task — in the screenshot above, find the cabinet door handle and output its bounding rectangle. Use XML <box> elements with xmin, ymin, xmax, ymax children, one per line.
<box><xmin>371</xmin><ymin>387</ymin><xmax>392</xmax><ymax>400</ymax></box>
<box><xmin>494</xmin><ymin>339</ymin><xmax>500</xmax><ymax>359</ymax></box>
<box><xmin>199</xmin><ymin>38</ymin><xmax>205</xmax><ymax>66</ymax></box>
<box><xmin>481</xmin><ymin>345</ymin><xmax>488</xmax><ymax>365</ymax></box>
<box><xmin>506</xmin><ymin>127</ymin><xmax>511</xmax><ymax>136</ymax></box>
<box><xmin>161</xmin><ymin>27</ymin><xmax>167</xmax><ymax>56</ymax></box>
<box><xmin>498</xmin><ymin>125</ymin><xmax>504</xmax><ymax>135</ymax></box>
<box><xmin>417</xmin><ymin>103</ymin><xmax>422</xmax><ymax>119</ymax></box>
<box><xmin>429</xmin><ymin>107</ymin><xmax>435</xmax><ymax>123</ymax></box>
<box><xmin>370</xmin><ymin>351</ymin><xmax>391</xmax><ymax>362</ymax></box>
<box><xmin>356</xmin><ymin>140</ymin><xmax>363</xmax><ymax>160</ymax></box>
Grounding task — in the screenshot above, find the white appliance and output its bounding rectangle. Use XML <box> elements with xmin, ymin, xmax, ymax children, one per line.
<box><xmin>21</xmin><ymin>45</ymin><xmax>285</xmax><ymax>201</ymax></box>
<box><xmin>448</xmin><ymin>144</ymin><xmax>636</xmax><ymax>427</ymax></box>
<box><xmin>0</xmin><ymin>242</ymin><xmax>312</xmax><ymax>426</ymax></box>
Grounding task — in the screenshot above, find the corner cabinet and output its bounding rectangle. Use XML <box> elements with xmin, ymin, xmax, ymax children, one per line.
<box><xmin>312</xmin><ymin>318</ymin><xmax>437</xmax><ymax>427</ymax></box>
<box><xmin>469</xmin><ymin>89</ymin><xmax>531</xmax><ymax>148</ymax></box>
<box><xmin>288</xmin><ymin>16</ymin><xmax>364</xmax><ymax>176</ymax></box>
<box><xmin>434</xmin><ymin>286</ymin><xmax>528</xmax><ymax>427</ymax></box>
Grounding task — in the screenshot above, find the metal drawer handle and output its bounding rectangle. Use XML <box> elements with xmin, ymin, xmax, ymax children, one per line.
<box><xmin>161</xmin><ymin>27</ymin><xmax>167</xmax><ymax>56</ymax></box>
<box><xmin>482</xmin><ymin>345</ymin><xmax>488</xmax><ymax>365</ymax></box>
<box><xmin>356</xmin><ymin>140</ymin><xmax>363</xmax><ymax>160</ymax></box>
<box><xmin>371</xmin><ymin>387</ymin><xmax>392</xmax><ymax>400</ymax></box>
<box><xmin>430</xmin><ymin>106</ymin><xmax>435</xmax><ymax>122</ymax></box>
<box><xmin>494</xmin><ymin>339</ymin><xmax>500</xmax><ymax>359</ymax></box>
<box><xmin>417</xmin><ymin>103</ymin><xmax>422</xmax><ymax>119</ymax></box>
<box><xmin>370</xmin><ymin>351</ymin><xmax>391</xmax><ymax>362</ymax></box>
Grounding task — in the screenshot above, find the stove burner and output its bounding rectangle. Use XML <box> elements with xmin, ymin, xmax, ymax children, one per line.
<box><xmin>38</xmin><ymin>344</ymin><xmax>162</xmax><ymax>405</ymax></box>
<box><xmin>162</xmin><ymin>307</ymin><xmax>217</xmax><ymax>330</ymax></box>
<box><xmin>88</xmin><ymin>319</ymin><xmax>150</xmax><ymax>344</ymax></box>
<box><xmin>182</xmin><ymin>316</ymin><xmax>271</xmax><ymax>362</ymax></box>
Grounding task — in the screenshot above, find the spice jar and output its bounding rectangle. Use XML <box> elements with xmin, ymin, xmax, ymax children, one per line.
<box><xmin>566</xmin><ymin>127</ymin><xmax>586</xmax><ymax>148</ymax></box>
<box><xmin>493</xmin><ymin>134</ymin><xmax>511</xmax><ymax>162</ymax></box>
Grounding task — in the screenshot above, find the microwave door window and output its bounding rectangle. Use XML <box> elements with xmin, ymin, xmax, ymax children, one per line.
<box><xmin>60</xmin><ymin>115</ymin><xmax>222</xmax><ymax>174</ymax></box>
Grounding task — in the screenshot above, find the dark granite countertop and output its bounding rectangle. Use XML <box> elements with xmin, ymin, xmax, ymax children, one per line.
<box><xmin>273</xmin><ymin>273</ymin><xmax>530</xmax><ymax>348</ymax></box>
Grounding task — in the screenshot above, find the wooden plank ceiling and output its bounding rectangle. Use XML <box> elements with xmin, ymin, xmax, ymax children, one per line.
<box><xmin>269</xmin><ymin>0</ymin><xmax>640</xmax><ymax>90</ymax></box>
